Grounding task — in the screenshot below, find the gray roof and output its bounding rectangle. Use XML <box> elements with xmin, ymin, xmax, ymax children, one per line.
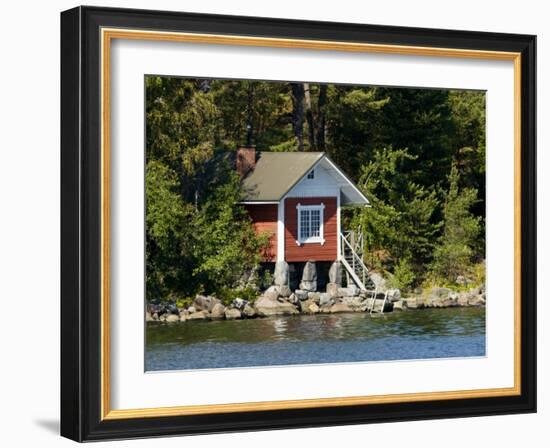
<box><xmin>241</xmin><ymin>152</ymin><xmax>324</xmax><ymax>202</ymax></box>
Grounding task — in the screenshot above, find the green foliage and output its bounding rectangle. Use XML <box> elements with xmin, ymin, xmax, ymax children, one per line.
<box><xmin>325</xmin><ymin>86</ymin><xmax>389</xmax><ymax>179</ymax></box>
<box><xmin>191</xmin><ymin>171</ymin><xmax>269</xmax><ymax>292</ymax></box>
<box><xmin>269</xmin><ymin>139</ymin><xmax>299</xmax><ymax>152</ymax></box>
<box><xmin>145</xmin><ymin>75</ymin><xmax>487</xmax><ymax>300</ymax></box>
<box><xmin>175</xmin><ymin>297</ymin><xmax>195</xmax><ymax>309</ymax></box>
<box><xmin>430</xmin><ymin>164</ymin><xmax>481</xmax><ymax>281</ymax></box>
<box><xmin>258</xmin><ymin>270</ymin><xmax>274</xmax><ymax>290</ymax></box>
<box><xmin>145</xmin><ymin>77</ymin><xmax>270</xmax><ymax>301</ymax></box>
<box><xmin>353</xmin><ymin>147</ymin><xmax>441</xmax><ymax>282</ymax></box>
<box><xmin>217</xmin><ymin>287</ymin><xmax>259</xmax><ymax>306</ymax></box>
<box><xmin>389</xmin><ymin>258</ymin><xmax>416</xmax><ymax>290</ymax></box>
<box><xmin>145</xmin><ymin>160</ymin><xmax>195</xmax><ymax>300</ymax></box>
<box><xmin>374</xmin><ymin>88</ymin><xmax>456</xmax><ymax>190</ymax></box>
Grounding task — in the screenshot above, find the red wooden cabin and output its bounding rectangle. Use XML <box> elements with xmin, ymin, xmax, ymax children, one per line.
<box><xmin>237</xmin><ymin>146</ymin><xmax>370</xmax><ymax>268</ymax></box>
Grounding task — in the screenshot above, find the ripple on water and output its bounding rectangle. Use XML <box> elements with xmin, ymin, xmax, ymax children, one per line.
<box><xmin>145</xmin><ymin>307</ymin><xmax>486</xmax><ymax>371</ymax></box>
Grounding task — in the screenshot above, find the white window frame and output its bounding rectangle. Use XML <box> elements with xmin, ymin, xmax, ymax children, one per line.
<box><xmin>296</xmin><ymin>203</ymin><xmax>325</xmax><ymax>245</ymax></box>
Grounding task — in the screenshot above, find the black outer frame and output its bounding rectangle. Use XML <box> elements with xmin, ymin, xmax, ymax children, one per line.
<box><xmin>60</xmin><ymin>5</ymin><xmax>537</xmax><ymax>442</ymax></box>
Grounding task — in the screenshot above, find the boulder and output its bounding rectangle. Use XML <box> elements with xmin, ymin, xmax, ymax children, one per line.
<box><xmin>242</xmin><ymin>304</ymin><xmax>256</xmax><ymax>318</ymax></box>
<box><xmin>404</xmin><ymin>297</ymin><xmax>422</xmax><ymax>309</ymax></box>
<box><xmin>337</xmin><ymin>285</ymin><xmax>359</xmax><ymax>297</ymax></box>
<box><xmin>225</xmin><ymin>308</ymin><xmax>242</xmax><ymax>320</ymax></box>
<box><xmin>369</xmin><ymin>272</ymin><xmax>387</xmax><ymax>291</ymax></box>
<box><xmin>165</xmin><ymin>314</ymin><xmax>180</xmax><ymax>323</ymax></box>
<box><xmin>263</xmin><ymin>290</ymin><xmax>279</xmax><ymax>302</ymax></box>
<box><xmin>329</xmin><ymin>302</ymin><xmax>353</xmax><ymax>313</ymax></box>
<box><xmin>468</xmin><ymin>295</ymin><xmax>486</xmax><ymax>306</ymax></box>
<box><xmin>165</xmin><ymin>301</ymin><xmax>179</xmax><ymax>315</ymax></box>
<box><xmin>328</xmin><ymin>261</ymin><xmax>343</xmax><ymax>285</ymax></box>
<box><xmin>193</xmin><ymin>295</ymin><xmax>220</xmax><ymax>312</ymax></box>
<box><xmin>279</xmin><ymin>285</ymin><xmax>292</xmax><ymax>297</ymax></box>
<box><xmin>274</xmin><ymin>261</ymin><xmax>289</xmax><ymax>286</ymax></box>
<box><xmin>299</xmin><ymin>280</ymin><xmax>317</xmax><ymax>292</ymax></box>
<box><xmin>287</xmin><ymin>293</ymin><xmax>299</xmax><ymax>305</ymax></box>
<box><xmin>210</xmin><ymin>303</ymin><xmax>226</xmax><ymax>319</ymax></box>
<box><xmin>430</xmin><ymin>287</ymin><xmax>452</xmax><ymax>300</ymax></box>
<box><xmin>387</xmin><ymin>289</ymin><xmax>401</xmax><ymax>302</ymax></box>
<box><xmin>319</xmin><ymin>293</ymin><xmax>334</xmax><ymax>307</ymax></box>
<box><xmin>147</xmin><ymin>302</ymin><xmax>161</xmax><ymax>315</ymax></box>
<box><xmin>231</xmin><ymin>297</ymin><xmax>248</xmax><ymax>310</ymax></box>
<box><xmin>309</xmin><ymin>303</ymin><xmax>320</xmax><ymax>314</ymax></box>
<box><xmin>319</xmin><ymin>305</ymin><xmax>333</xmax><ymax>313</ymax></box>
<box><xmin>300</xmin><ymin>299</ymin><xmax>320</xmax><ymax>314</ymax></box>
<box><xmin>302</xmin><ymin>261</ymin><xmax>317</xmax><ymax>282</ymax></box>
<box><xmin>294</xmin><ymin>289</ymin><xmax>309</xmax><ymax>301</ymax></box>
<box><xmin>342</xmin><ymin>296</ymin><xmax>367</xmax><ymax>311</ymax></box>
<box><xmin>307</xmin><ymin>292</ymin><xmax>321</xmax><ymax>304</ymax></box>
<box><xmin>326</xmin><ymin>282</ymin><xmax>340</xmax><ymax>298</ymax></box>
<box><xmin>187</xmin><ymin>306</ymin><xmax>196</xmax><ymax>314</ymax></box>
<box><xmin>457</xmin><ymin>292</ymin><xmax>470</xmax><ymax>307</ymax></box>
<box><xmin>254</xmin><ymin>295</ymin><xmax>299</xmax><ymax>317</ymax></box>
<box><xmin>267</xmin><ymin>284</ymin><xmax>291</xmax><ymax>297</ymax></box>
<box><xmin>392</xmin><ymin>300</ymin><xmax>406</xmax><ymax>311</ymax></box>
<box><xmin>187</xmin><ymin>310</ymin><xmax>209</xmax><ymax>320</ymax></box>
<box><xmin>145</xmin><ymin>311</ymin><xmax>154</xmax><ymax>322</ymax></box>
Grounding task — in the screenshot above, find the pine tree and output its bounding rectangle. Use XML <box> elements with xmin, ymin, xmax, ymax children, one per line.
<box><xmin>431</xmin><ymin>164</ymin><xmax>481</xmax><ymax>282</ymax></box>
<box><xmin>354</xmin><ymin>147</ymin><xmax>441</xmax><ymax>286</ymax></box>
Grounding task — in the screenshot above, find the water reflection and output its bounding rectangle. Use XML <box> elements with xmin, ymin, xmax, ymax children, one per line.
<box><xmin>146</xmin><ymin>307</ymin><xmax>486</xmax><ymax>371</ymax></box>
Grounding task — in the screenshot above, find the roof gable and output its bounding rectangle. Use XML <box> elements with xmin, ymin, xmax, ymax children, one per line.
<box><xmin>240</xmin><ymin>152</ymin><xmax>369</xmax><ymax>206</ymax></box>
<box><xmin>287</xmin><ymin>162</ymin><xmax>340</xmax><ymax>197</ymax></box>
<box><xmin>241</xmin><ymin>152</ymin><xmax>323</xmax><ymax>202</ymax></box>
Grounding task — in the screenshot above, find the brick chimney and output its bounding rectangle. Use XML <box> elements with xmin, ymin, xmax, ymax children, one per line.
<box><xmin>236</xmin><ymin>146</ymin><xmax>256</xmax><ymax>177</ymax></box>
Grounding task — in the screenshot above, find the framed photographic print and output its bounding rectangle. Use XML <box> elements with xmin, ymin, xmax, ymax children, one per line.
<box><xmin>60</xmin><ymin>6</ymin><xmax>536</xmax><ymax>442</ymax></box>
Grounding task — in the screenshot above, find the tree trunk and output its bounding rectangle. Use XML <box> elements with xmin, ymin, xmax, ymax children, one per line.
<box><xmin>315</xmin><ymin>84</ymin><xmax>327</xmax><ymax>151</ymax></box>
<box><xmin>290</xmin><ymin>83</ymin><xmax>305</xmax><ymax>151</ymax></box>
<box><xmin>304</xmin><ymin>83</ymin><xmax>316</xmax><ymax>150</ymax></box>
<box><xmin>246</xmin><ymin>82</ymin><xmax>254</xmax><ymax>146</ymax></box>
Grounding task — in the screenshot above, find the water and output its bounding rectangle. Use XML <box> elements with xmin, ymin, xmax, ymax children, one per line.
<box><xmin>145</xmin><ymin>307</ymin><xmax>485</xmax><ymax>371</ymax></box>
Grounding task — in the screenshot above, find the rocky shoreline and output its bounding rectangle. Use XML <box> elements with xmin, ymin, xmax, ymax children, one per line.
<box><xmin>147</xmin><ymin>261</ymin><xmax>485</xmax><ymax>323</ymax></box>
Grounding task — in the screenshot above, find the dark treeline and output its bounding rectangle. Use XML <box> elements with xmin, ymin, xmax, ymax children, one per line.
<box><xmin>146</xmin><ymin>76</ymin><xmax>485</xmax><ymax>302</ymax></box>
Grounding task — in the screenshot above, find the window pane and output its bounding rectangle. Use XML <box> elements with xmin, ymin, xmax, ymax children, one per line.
<box><xmin>311</xmin><ymin>209</ymin><xmax>320</xmax><ymax>237</ymax></box>
<box><xmin>299</xmin><ymin>208</ymin><xmax>322</xmax><ymax>241</ymax></box>
<box><xmin>300</xmin><ymin>209</ymin><xmax>310</xmax><ymax>238</ymax></box>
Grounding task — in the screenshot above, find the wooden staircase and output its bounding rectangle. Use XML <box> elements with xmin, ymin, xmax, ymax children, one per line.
<box><xmin>340</xmin><ymin>229</ymin><xmax>375</xmax><ymax>291</ymax></box>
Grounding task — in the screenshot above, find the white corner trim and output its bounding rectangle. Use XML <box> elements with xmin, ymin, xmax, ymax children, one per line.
<box><xmin>277</xmin><ymin>200</ymin><xmax>285</xmax><ymax>262</ymax></box>
<box><xmin>336</xmin><ymin>193</ymin><xmax>341</xmax><ymax>259</ymax></box>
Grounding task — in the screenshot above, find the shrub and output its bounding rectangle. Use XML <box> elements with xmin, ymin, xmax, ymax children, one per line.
<box><xmin>217</xmin><ymin>287</ymin><xmax>259</xmax><ymax>306</ymax></box>
<box><xmin>389</xmin><ymin>258</ymin><xmax>416</xmax><ymax>291</ymax></box>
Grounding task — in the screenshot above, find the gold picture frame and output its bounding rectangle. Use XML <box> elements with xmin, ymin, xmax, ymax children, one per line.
<box><xmin>61</xmin><ymin>6</ymin><xmax>536</xmax><ymax>441</ymax></box>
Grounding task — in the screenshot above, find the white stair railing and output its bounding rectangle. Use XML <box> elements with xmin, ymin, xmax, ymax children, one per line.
<box><xmin>340</xmin><ymin>231</ymin><xmax>371</xmax><ymax>291</ymax></box>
